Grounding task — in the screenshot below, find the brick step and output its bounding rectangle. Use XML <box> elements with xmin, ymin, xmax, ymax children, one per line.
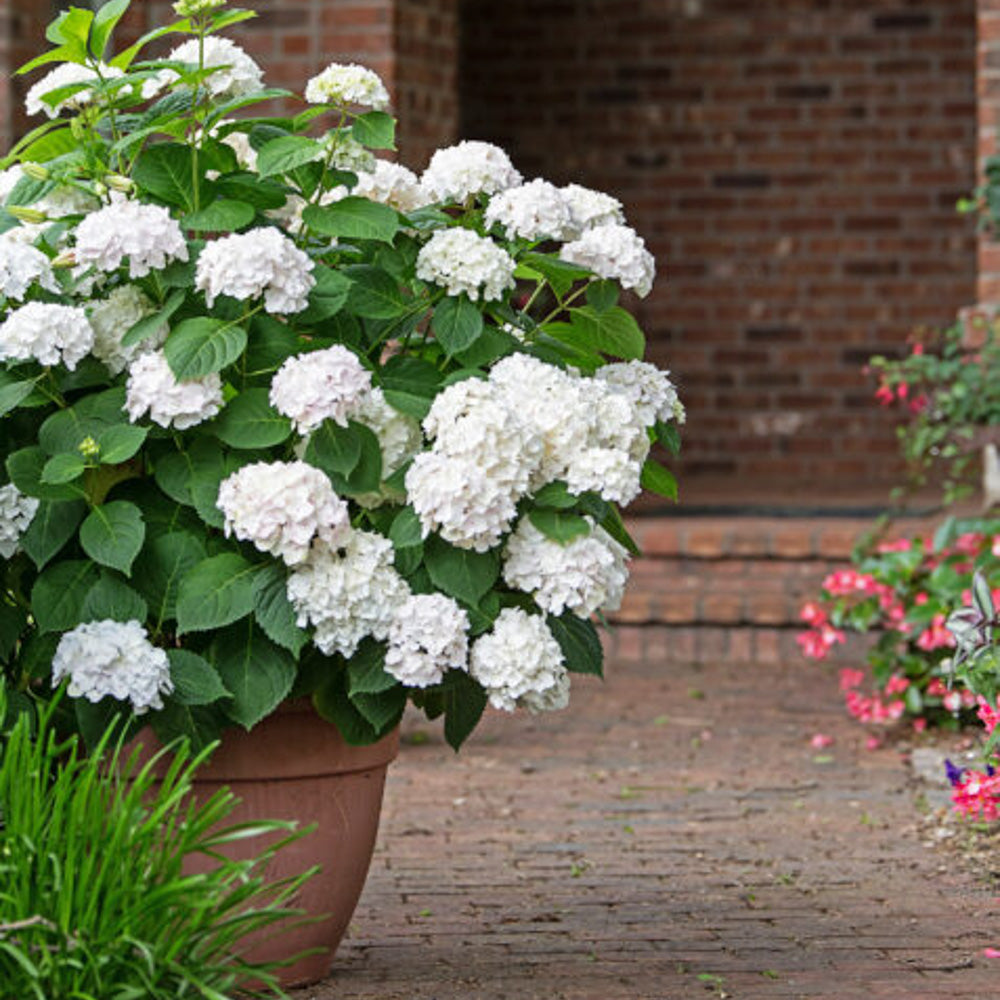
<box><xmin>611</xmin><ymin>513</ymin><xmax>945</xmax><ymax>628</ymax></box>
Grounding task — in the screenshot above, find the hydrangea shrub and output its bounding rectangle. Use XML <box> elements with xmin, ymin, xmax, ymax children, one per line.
<box><xmin>0</xmin><ymin>0</ymin><xmax>683</xmax><ymax>751</ymax></box>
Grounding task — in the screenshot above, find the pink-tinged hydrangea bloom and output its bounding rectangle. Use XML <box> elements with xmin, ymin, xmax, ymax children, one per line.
<box><xmin>269</xmin><ymin>345</ymin><xmax>371</xmax><ymax>433</ymax></box>
<box><xmin>124</xmin><ymin>350</ymin><xmax>223</xmax><ymax>429</ymax></box>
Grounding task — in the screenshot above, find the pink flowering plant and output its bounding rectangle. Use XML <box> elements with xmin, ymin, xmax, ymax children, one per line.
<box><xmin>0</xmin><ymin>0</ymin><xmax>683</xmax><ymax>750</ymax></box>
<box><xmin>798</xmin><ymin>520</ymin><xmax>1000</xmax><ymax>730</ymax></box>
<box><xmin>940</xmin><ymin>573</ymin><xmax>1000</xmax><ymax>820</ymax></box>
<box><xmin>867</xmin><ymin>322</ymin><xmax>1000</xmax><ymax>504</ymax></box>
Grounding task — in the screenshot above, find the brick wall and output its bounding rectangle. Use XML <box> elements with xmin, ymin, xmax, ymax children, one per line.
<box><xmin>461</xmin><ymin>0</ymin><xmax>978</xmax><ymax>495</ymax></box>
<box><xmin>979</xmin><ymin>0</ymin><xmax>1000</xmax><ymax>302</ymax></box>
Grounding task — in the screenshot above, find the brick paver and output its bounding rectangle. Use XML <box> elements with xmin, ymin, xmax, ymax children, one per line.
<box><xmin>296</xmin><ymin>633</ymin><xmax>998</xmax><ymax>1000</ymax></box>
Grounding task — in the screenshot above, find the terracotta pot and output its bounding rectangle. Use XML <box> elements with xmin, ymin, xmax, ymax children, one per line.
<box><xmin>136</xmin><ymin>703</ymin><xmax>399</xmax><ymax>987</ymax></box>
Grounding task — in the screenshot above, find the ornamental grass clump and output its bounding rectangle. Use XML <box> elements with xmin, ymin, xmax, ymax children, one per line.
<box><xmin>0</xmin><ymin>690</ymin><xmax>311</xmax><ymax>999</ymax></box>
<box><xmin>0</xmin><ymin>0</ymin><xmax>683</xmax><ymax>752</ymax></box>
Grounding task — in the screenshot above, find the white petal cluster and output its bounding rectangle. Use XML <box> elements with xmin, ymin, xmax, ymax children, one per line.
<box><xmin>125</xmin><ymin>350</ymin><xmax>223</xmax><ymax>429</ymax></box>
<box><xmin>484</xmin><ymin>179</ymin><xmax>572</xmax><ymax>241</ymax></box>
<box><xmin>415</xmin><ymin>228</ymin><xmax>516</xmax><ymax>301</ymax></box>
<box><xmin>502</xmin><ymin>517</ymin><xmax>629</xmax><ymax>616</ymax></box>
<box><xmin>0</xmin><ymin>483</ymin><xmax>39</xmax><ymax>559</ymax></box>
<box><xmin>385</xmin><ymin>594</ymin><xmax>469</xmax><ymax>688</ymax></box>
<box><xmin>490</xmin><ymin>353</ymin><xmax>648</xmax><ymax>504</ymax></box>
<box><xmin>406</xmin><ymin>378</ymin><xmax>543</xmax><ymax>550</ymax></box>
<box><xmin>0</xmin><ymin>237</ymin><xmax>58</xmax><ymax>299</ymax></box>
<box><xmin>596</xmin><ymin>360</ymin><xmax>682</xmax><ymax>428</ymax></box>
<box><xmin>51</xmin><ymin>620</ymin><xmax>173</xmax><ymax>714</ymax></box>
<box><xmin>88</xmin><ymin>284</ymin><xmax>166</xmax><ymax>375</ymax></box>
<box><xmin>0</xmin><ymin>166</ymin><xmax>95</xmax><ymax>221</ymax></box>
<box><xmin>421</xmin><ymin>141</ymin><xmax>523</xmax><ymax>204</ymax></box>
<box><xmin>286</xmin><ymin>531</ymin><xmax>410</xmax><ymax>657</ymax></box>
<box><xmin>270</xmin><ymin>345</ymin><xmax>372</xmax><ymax>434</ymax></box>
<box><xmin>217</xmin><ymin>461</ymin><xmax>350</xmax><ymax>566</ymax></box>
<box><xmin>26</xmin><ymin>62</ymin><xmax>123</xmax><ymax>118</ymax></box>
<box><xmin>305</xmin><ymin>63</ymin><xmax>390</xmax><ymax>110</ymax></box>
<box><xmin>74</xmin><ymin>196</ymin><xmax>189</xmax><ymax>278</ymax></box>
<box><xmin>560</xmin><ymin>183</ymin><xmax>625</xmax><ymax>237</ymax></box>
<box><xmin>560</xmin><ymin>223</ymin><xmax>656</xmax><ymax>298</ymax></box>
<box><xmin>196</xmin><ymin>228</ymin><xmax>315</xmax><ymax>314</ymax></box>
<box><xmin>165</xmin><ymin>37</ymin><xmax>263</xmax><ymax>101</ymax></box>
<box><xmin>469</xmin><ymin>608</ymin><xmax>567</xmax><ymax>712</ymax></box>
<box><xmin>522</xmin><ymin>669</ymin><xmax>571</xmax><ymax>714</ymax></box>
<box><xmin>327</xmin><ymin>134</ymin><xmax>377</xmax><ymax>174</ymax></box>
<box><xmin>0</xmin><ymin>302</ymin><xmax>93</xmax><ymax>370</ymax></box>
<box><xmin>219</xmin><ymin>128</ymin><xmax>258</xmax><ymax>171</ymax></box>
<box><xmin>353</xmin><ymin>160</ymin><xmax>429</xmax><ymax>213</ymax></box>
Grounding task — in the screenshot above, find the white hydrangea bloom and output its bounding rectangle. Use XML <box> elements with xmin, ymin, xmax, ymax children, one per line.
<box><xmin>354</xmin><ymin>387</ymin><xmax>422</xmax><ymax>478</ymax></box>
<box><xmin>503</xmin><ymin>516</ymin><xmax>629</xmax><ymax>616</ymax></box>
<box><xmin>0</xmin><ymin>483</ymin><xmax>39</xmax><ymax>559</ymax></box>
<box><xmin>217</xmin><ymin>461</ymin><xmax>350</xmax><ymax>566</ymax></box>
<box><xmin>484</xmin><ymin>178</ymin><xmax>572</xmax><ymax>241</ymax></box>
<box><xmin>560</xmin><ymin>183</ymin><xmax>626</xmax><ymax>238</ymax></box>
<box><xmin>415</xmin><ymin>228</ymin><xmax>516</xmax><ymax>302</ymax></box>
<box><xmin>0</xmin><ymin>236</ymin><xmax>58</xmax><ymax>299</ymax></box>
<box><xmin>522</xmin><ymin>668</ymin><xmax>571</xmax><ymax>714</ymax></box>
<box><xmin>88</xmin><ymin>284</ymin><xmax>166</xmax><ymax>375</ymax></box>
<box><xmin>287</xmin><ymin>531</ymin><xmax>410</xmax><ymax>658</ymax></box>
<box><xmin>125</xmin><ymin>350</ymin><xmax>223</xmax><ymax>429</ymax></box>
<box><xmin>560</xmin><ymin>223</ymin><xmax>656</xmax><ymax>298</ymax></box>
<box><xmin>489</xmin><ymin>353</ymin><xmax>591</xmax><ymax>487</ymax></box>
<box><xmin>269</xmin><ymin>345</ymin><xmax>371</xmax><ymax>434</ymax></box>
<box><xmin>421</xmin><ymin>140</ymin><xmax>523</xmax><ymax>203</ymax></box>
<box><xmin>353</xmin><ymin>160</ymin><xmax>430</xmax><ymax>213</ymax></box>
<box><xmin>25</xmin><ymin>62</ymin><xmax>123</xmax><ymax>118</ymax></box>
<box><xmin>196</xmin><ymin>227</ymin><xmax>315</xmax><ymax>315</ymax></box>
<box><xmin>164</xmin><ymin>37</ymin><xmax>263</xmax><ymax>101</ymax></box>
<box><xmin>469</xmin><ymin>608</ymin><xmax>567</xmax><ymax>712</ymax></box>
<box><xmin>405</xmin><ymin>450</ymin><xmax>521</xmax><ymax>552</ymax></box>
<box><xmin>51</xmin><ymin>620</ymin><xmax>173</xmax><ymax>713</ymax></box>
<box><xmin>0</xmin><ymin>301</ymin><xmax>93</xmax><ymax>369</ymax></box>
<box><xmin>564</xmin><ymin>446</ymin><xmax>643</xmax><ymax>505</ymax></box>
<box><xmin>595</xmin><ymin>360</ymin><xmax>681</xmax><ymax>428</ymax></box>
<box><xmin>385</xmin><ymin>594</ymin><xmax>469</xmax><ymax>688</ymax></box>
<box><xmin>305</xmin><ymin>62</ymin><xmax>390</xmax><ymax>110</ymax></box>
<box><xmin>74</xmin><ymin>196</ymin><xmax>189</xmax><ymax>278</ymax></box>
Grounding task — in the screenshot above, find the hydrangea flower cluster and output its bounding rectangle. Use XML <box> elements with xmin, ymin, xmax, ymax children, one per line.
<box><xmin>124</xmin><ymin>349</ymin><xmax>224</xmax><ymax>428</ymax></box>
<box><xmin>0</xmin><ymin>1</ymin><xmax>681</xmax><ymax>754</ymax></box>
<box><xmin>385</xmin><ymin>594</ymin><xmax>470</xmax><ymax>688</ymax></box>
<box><xmin>269</xmin><ymin>345</ymin><xmax>372</xmax><ymax>433</ymax></box>
<box><xmin>195</xmin><ymin>227</ymin><xmax>315</xmax><ymax>314</ymax></box>
<box><xmin>287</xmin><ymin>530</ymin><xmax>410</xmax><ymax>658</ymax></box>
<box><xmin>217</xmin><ymin>461</ymin><xmax>351</xmax><ymax>565</ymax></box>
<box><xmin>305</xmin><ymin>62</ymin><xmax>391</xmax><ymax>110</ymax></box>
<box><xmin>74</xmin><ymin>196</ymin><xmax>189</xmax><ymax>278</ymax></box>
<box><xmin>469</xmin><ymin>608</ymin><xmax>568</xmax><ymax>712</ymax></box>
<box><xmin>51</xmin><ymin>620</ymin><xmax>173</xmax><ymax>713</ymax></box>
<box><xmin>0</xmin><ymin>302</ymin><xmax>93</xmax><ymax>369</ymax></box>
<box><xmin>415</xmin><ymin>228</ymin><xmax>517</xmax><ymax>301</ymax></box>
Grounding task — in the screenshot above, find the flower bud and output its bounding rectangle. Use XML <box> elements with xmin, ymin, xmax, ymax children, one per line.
<box><xmin>105</xmin><ymin>174</ymin><xmax>134</xmax><ymax>194</ymax></box>
<box><xmin>173</xmin><ymin>0</ymin><xmax>227</xmax><ymax>16</ymax></box>
<box><xmin>20</xmin><ymin>162</ymin><xmax>50</xmax><ymax>181</ymax></box>
<box><xmin>6</xmin><ymin>205</ymin><xmax>47</xmax><ymax>224</ymax></box>
<box><xmin>51</xmin><ymin>249</ymin><xmax>77</xmax><ymax>269</ymax></box>
<box><xmin>77</xmin><ymin>436</ymin><xmax>101</xmax><ymax>460</ymax></box>
<box><xmin>93</xmin><ymin>181</ymin><xmax>108</xmax><ymax>197</ymax></box>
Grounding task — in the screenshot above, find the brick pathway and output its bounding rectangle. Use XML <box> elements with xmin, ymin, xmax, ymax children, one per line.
<box><xmin>297</xmin><ymin>630</ymin><xmax>997</xmax><ymax>1000</ymax></box>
